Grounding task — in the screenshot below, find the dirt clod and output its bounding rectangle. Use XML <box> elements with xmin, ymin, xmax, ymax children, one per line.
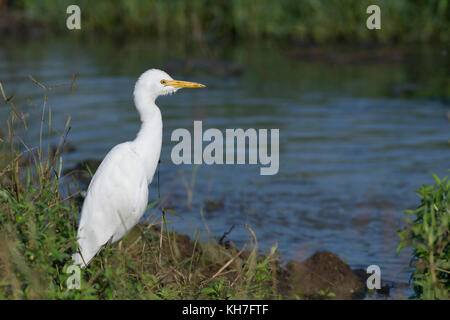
<box><xmin>285</xmin><ymin>250</ymin><xmax>364</xmax><ymax>299</ymax></box>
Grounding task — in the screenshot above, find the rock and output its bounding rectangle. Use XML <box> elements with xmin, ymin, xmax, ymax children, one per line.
<box><xmin>353</xmin><ymin>268</ymin><xmax>395</xmax><ymax>298</ymax></box>
<box><xmin>285</xmin><ymin>250</ymin><xmax>364</xmax><ymax>299</ymax></box>
<box><xmin>205</xmin><ymin>196</ymin><xmax>225</xmax><ymax>213</ymax></box>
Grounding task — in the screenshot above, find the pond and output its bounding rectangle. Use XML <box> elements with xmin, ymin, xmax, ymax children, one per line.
<box><xmin>1</xmin><ymin>36</ymin><xmax>449</xmax><ymax>298</ymax></box>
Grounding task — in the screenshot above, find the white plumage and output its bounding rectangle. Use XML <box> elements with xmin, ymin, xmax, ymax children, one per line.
<box><xmin>72</xmin><ymin>69</ymin><xmax>205</xmax><ymax>267</ymax></box>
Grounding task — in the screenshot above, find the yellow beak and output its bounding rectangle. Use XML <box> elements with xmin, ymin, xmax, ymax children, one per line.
<box><xmin>165</xmin><ymin>80</ymin><xmax>205</xmax><ymax>88</ymax></box>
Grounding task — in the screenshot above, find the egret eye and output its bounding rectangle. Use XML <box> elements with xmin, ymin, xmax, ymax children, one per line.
<box><xmin>160</xmin><ymin>80</ymin><xmax>167</xmax><ymax>85</ymax></box>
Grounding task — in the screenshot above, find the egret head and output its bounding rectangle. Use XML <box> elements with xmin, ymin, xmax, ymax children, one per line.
<box><xmin>134</xmin><ymin>69</ymin><xmax>205</xmax><ymax>102</ymax></box>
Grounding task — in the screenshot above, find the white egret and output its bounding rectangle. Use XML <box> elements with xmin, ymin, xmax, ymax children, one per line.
<box><xmin>72</xmin><ymin>69</ymin><xmax>205</xmax><ymax>267</ymax></box>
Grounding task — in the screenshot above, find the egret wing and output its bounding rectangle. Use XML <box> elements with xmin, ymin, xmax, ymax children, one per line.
<box><xmin>74</xmin><ymin>142</ymin><xmax>148</xmax><ymax>265</ymax></box>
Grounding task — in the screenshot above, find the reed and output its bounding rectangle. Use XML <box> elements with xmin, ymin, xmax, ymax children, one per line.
<box><xmin>6</xmin><ymin>0</ymin><xmax>449</xmax><ymax>43</ymax></box>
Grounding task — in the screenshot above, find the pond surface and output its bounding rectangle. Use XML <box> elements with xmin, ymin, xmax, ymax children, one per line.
<box><xmin>1</xmin><ymin>36</ymin><xmax>449</xmax><ymax>298</ymax></box>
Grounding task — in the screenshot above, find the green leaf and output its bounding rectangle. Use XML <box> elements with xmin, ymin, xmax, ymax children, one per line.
<box><xmin>145</xmin><ymin>199</ymin><xmax>159</xmax><ymax>211</ymax></box>
<box><xmin>431</xmin><ymin>172</ymin><xmax>441</xmax><ymax>185</ymax></box>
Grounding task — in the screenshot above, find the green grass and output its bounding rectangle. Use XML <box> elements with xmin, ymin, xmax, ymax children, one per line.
<box><xmin>6</xmin><ymin>0</ymin><xmax>450</xmax><ymax>43</ymax></box>
<box><xmin>0</xmin><ymin>80</ymin><xmax>282</xmax><ymax>299</ymax></box>
<box><xmin>397</xmin><ymin>173</ymin><xmax>450</xmax><ymax>300</ymax></box>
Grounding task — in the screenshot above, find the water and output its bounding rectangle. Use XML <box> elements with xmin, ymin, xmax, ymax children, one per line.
<box><xmin>1</xmin><ymin>37</ymin><xmax>449</xmax><ymax>298</ymax></box>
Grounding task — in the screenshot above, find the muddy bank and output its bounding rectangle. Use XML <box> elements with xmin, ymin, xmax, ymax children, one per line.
<box><xmin>134</xmin><ymin>225</ymin><xmax>386</xmax><ymax>300</ymax></box>
<box><xmin>285</xmin><ymin>251</ymin><xmax>363</xmax><ymax>299</ymax></box>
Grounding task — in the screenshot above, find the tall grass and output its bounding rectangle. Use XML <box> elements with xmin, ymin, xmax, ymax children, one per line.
<box><xmin>398</xmin><ymin>174</ymin><xmax>450</xmax><ymax>300</ymax></box>
<box><xmin>8</xmin><ymin>0</ymin><xmax>450</xmax><ymax>43</ymax></box>
<box><xmin>0</xmin><ymin>78</ymin><xmax>280</xmax><ymax>299</ymax></box>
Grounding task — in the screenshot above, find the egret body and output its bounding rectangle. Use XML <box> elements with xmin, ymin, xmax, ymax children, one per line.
<box><xmin>72</xmin><ymin>69</ymin><xmax>205</xmax><ymax>267</ymax></box>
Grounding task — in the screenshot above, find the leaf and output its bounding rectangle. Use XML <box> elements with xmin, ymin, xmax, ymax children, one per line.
<box><xmin>164</xmin><ymin>208</ymin><xmax>180</xmax><ymax>217</ymax></box>
<box><xmin>85</xmin><ymin>164</ymin><xmax>94</xmax><ymax>178</ymax></box>
<box><xmin>145</xmin><ymin>199</ymin><xmax>159</xmax><ymax>211</ymax></box>
<box><xmin>431</xmin><ymin>172</ymin><xmax>441</xmax><ymax>185</ymax></box>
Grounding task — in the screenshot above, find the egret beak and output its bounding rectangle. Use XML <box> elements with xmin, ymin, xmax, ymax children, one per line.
<box><xmin>165</xmin><ymin>80</ymin><xmax>205</xmax><ymax>88</ymax></box>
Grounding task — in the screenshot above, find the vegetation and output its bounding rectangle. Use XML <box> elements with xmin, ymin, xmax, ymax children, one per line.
<box><xmin>4</xmin><ymin>0</ymin><xmax>449</xmax><ymax>43</ymax></box>
<box><xmin>0</xmin><ymin>80</ymin><xmax>280</xmax><ymax>299</ymax></box>
<box><xmin>398</xmin><ymin>174</ymin><xmax>450</xmax><ymax>300</ymax></box>
<box><xmin>1</xmin><ymin>75</ymin><xmax>448</xmax><ymax>299</ymax></box>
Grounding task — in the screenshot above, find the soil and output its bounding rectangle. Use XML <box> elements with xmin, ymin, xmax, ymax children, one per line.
<box><xmin>285</xmin><ymin>251</ymin><xmax>365</xmax><ymax>299</ymax></box>
<box><xmin>137</xmin><ymin>226</ymin><xmax>368</xmax><ymax>299</ymax></box>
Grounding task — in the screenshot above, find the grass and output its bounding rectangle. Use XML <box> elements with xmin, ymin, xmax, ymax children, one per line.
<box><xmin>397</xmin><ymin>173</ymin><xmax>450</xmax><ymax>300</ymax></box>
<box><xmin>0</xmin><ymin>78</ymin><xmax>282</xmax><ymax>299</ymax></box>
<box><xmin>5</xmin><ymin>0</ymin><xmax>450</xmax><ymax>43</ymax></box>
<box><xmin>2</xmin><ymin>75</ymin><xmax>448</xmax><ymax>299</ymax></box>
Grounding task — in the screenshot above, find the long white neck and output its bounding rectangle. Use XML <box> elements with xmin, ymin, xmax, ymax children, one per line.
<box><xmin>132</xmin><ymin>93</ymin><xmax>163</xmax><ymax>184</ymax></box>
